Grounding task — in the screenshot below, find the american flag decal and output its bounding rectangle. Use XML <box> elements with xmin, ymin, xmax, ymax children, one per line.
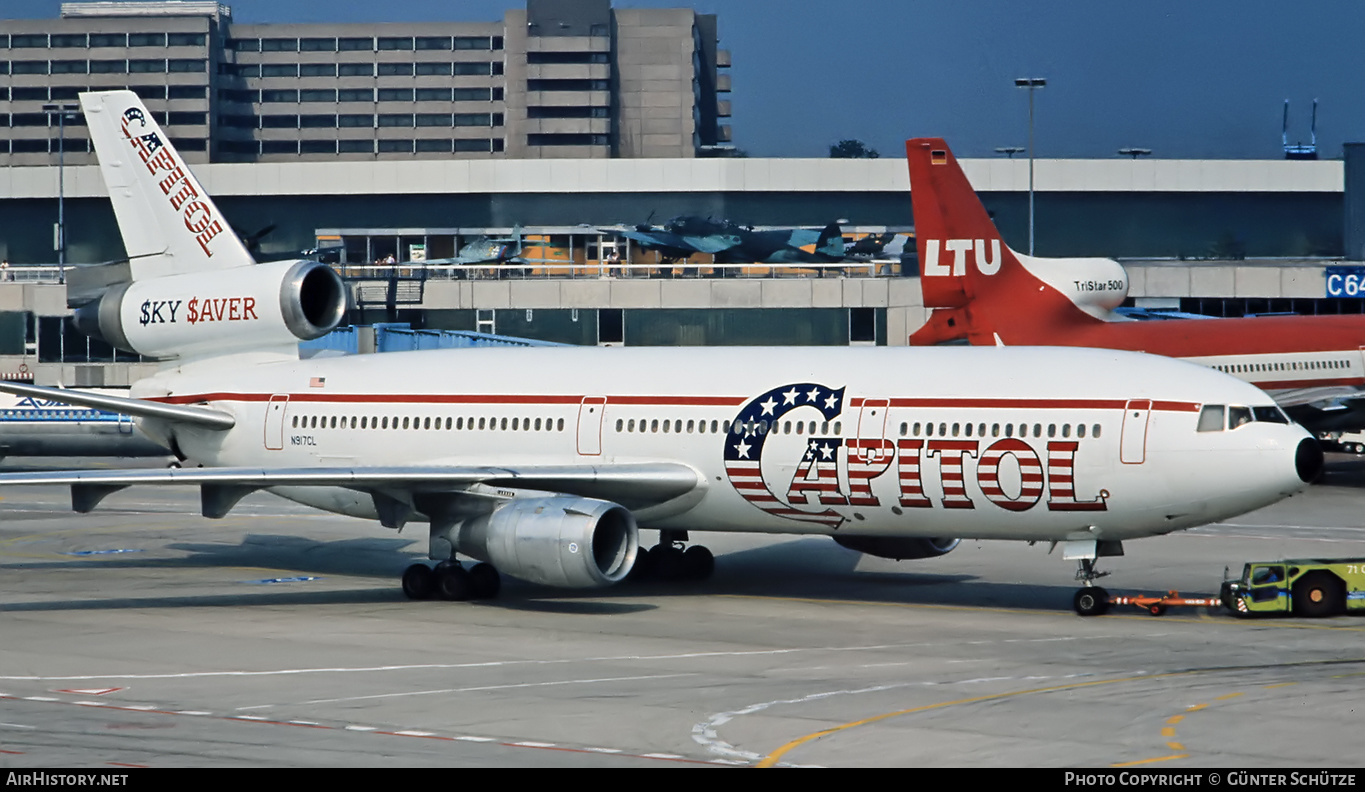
<box><xmin>309</xmin><ymin>376</ymin><xmax>326</xmax><ymax>388</ymax></box>
<box><xmin>723</xmin><ymin>382</ymin><xmax>847</xmax><ymax>529</ymax></box>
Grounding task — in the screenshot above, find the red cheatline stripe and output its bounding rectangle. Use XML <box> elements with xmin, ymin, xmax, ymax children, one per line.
<box><xmin>884</xmin><ymin>398</ymin><xmax>1199</xmax><ymax>412</ymax></box>
<box><xmin>155</xmin><ymin>392</ymin><xmax>746</xmax><ymax>407</ymax></box>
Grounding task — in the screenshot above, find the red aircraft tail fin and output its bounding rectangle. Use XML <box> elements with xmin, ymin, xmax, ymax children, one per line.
<box><xmin>906</xmin><ymin>138</ymin><xmax>1121</xmax><ymax>345</ymax></box>
<box><xmin>906</xmin><ymin>138</ymin><xmax>1022</xmax><ymax>309</ymax></box>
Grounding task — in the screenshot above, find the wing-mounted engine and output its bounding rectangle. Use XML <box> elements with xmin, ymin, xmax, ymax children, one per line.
<box><xmin>1015</xmin><ymin>254</ymin><xmax>1130</xmax><ymax>318</ymax></box>
<box><xmin>451</xmin><ymin>495</ymin><xmax>639</xmax><ymax>588</ymax></box>
<box><xmin>74</xmin><ymin>259</ymin><xmax>346</xmax><ymax>360</ymax></box>
<box><xmin>833</xmin><ymin>535</ymin><xmax>960</xmax><ymax>560</ymax></box>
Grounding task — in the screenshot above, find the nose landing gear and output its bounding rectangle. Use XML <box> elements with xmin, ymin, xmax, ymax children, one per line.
<box><xmin>1072</xmin><ymin>558</ymin><xmax>1112</xmax><ymax>616</ymax></box>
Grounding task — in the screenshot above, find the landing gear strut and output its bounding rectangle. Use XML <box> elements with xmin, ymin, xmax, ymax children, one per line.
<box><xmin>1072</xmin><ymin>558</ymin><xmax>1111</xmax><ymax>616</ymax></box>
<box><xmin>630</xmin><ymin>530</ymin><xmax>715</xmax><ymax>582</ymax></box>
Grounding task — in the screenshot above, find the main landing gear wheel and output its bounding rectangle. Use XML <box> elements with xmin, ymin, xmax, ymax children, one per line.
<box><xmin>435</xmin><ymin>562</ymin><xmax>471</xmax><ymax>601</ymax></box>
<box><xmin>468</xmin><ymin>563</ymin><xmax>501</xmax><ymax>600</ymax></box>
<box><xmin>402</xmin><ymin>563</ymin><xmax>436</xmax><ymax>600</ymax></box>
<box><xmin>629</xmin><ymin>532</ymin><xmax>715</xmax><ymax>583</ymax></box>
<box><xmin>1074</xmin><ymin>587</ymin><xmax>1110</xmax><ymax>617</ymax></box>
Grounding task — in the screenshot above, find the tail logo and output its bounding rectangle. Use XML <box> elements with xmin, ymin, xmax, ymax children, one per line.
<box><xmin>119</xmin><ymin>105</ymin><xmax>226</xmax><ymax>257</ymax></box>
<box><xmin>923</xmin><ymin>239</ymin><xmax>1001</xmax><ymax>277</ymax></box>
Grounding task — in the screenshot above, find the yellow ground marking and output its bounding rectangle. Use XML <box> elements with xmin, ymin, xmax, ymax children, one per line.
<box><xmin>1112</xmin><ymin>754</ymin><xmax>1189</xmax><ymax>767</ymax></box>
<box><xmin>1330</xmin><ymin>672</ymin><xmax>1365</xmax><ymax>678</ymax></box>
<box><xmin>1161</xmin><ymin>726</ymin><xmax>1177</xmax><ymax>737</ymax></box>
<box><xmin>1167</xmin><ymin>742</ymin><xmax>1185</xmax><ymax>751</ymax></box>
<box><xmin>1215</xmin><ymin>692</ymin><xmax>1244</xmax><ymax>700</ymax></box>
<box><xmin>756</xmin><ymin>669</ymin><xmax>1203</xmax><ymax>768</ymax></box>
<box><xmin>757</xmin><ymin>655</ymin><xmax>1361</xmax><ymax>768</ymax></box>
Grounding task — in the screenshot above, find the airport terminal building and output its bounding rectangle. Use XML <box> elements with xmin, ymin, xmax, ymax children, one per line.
<box><xmin>1</xmin><ymin>0</ymin><xmax>730</xmax><ymax>164</ymax></box>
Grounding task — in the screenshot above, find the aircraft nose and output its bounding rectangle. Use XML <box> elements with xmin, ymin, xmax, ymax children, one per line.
<box><xmin>1296</xmin><ymin>438</ymin><xmax>1324</xmax><ymax>483</ymax></box>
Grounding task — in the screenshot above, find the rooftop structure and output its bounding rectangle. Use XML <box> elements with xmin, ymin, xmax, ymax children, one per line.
<box><xmin>0</xmin><ymin>0</ymin><xmax>731</xmax><ymax>164</ymax></box>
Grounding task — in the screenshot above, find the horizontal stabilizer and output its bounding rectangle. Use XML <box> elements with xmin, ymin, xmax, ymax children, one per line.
<box><xmin>0</xmin><ymin>381</ymin><xmax>235</xmax><ymax>430</ymax></box>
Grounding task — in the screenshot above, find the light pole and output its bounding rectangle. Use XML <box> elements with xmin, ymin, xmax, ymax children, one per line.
<box><xmin>42</xmin><ymin>102</ymin><xmax>79</xmax><ymax>284</ymax></box>
<box><xmin>994</xmin><ymin>146</ymin><xmax>1025</xmax><ymax>158</ymax></box>
<box><xmin>1014</xmin><ymin>77</ymin><xmax>1046</xmax><ymax>255</ymax></box>
<box><xmin>1118</xmin><ymin>147</ymin><xmax>1152</xmax><ymax>159</ymax></box>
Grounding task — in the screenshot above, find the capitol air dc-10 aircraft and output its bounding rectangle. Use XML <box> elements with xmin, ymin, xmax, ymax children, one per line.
<box><xmin>904</xmin><ymin>137</ymin><xmax>1365</xmax><ymax>440</ymax></box>
<box><xmin>0</xmin><ymin>93</ymin><xmax>1322</xmax><ymax>615</ymax></box>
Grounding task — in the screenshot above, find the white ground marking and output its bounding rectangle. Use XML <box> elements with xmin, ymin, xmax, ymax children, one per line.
<box><xmin>0</xmin><ymin>723</ymin><xmax>35</xmax><ymax>729</ymax></box>
<box><xmin>692</xmin><ymin>672</ymin><xmax>1095</xmax><ymax>763</ymax></box>
<box><xmin>0</xmin><ymin>636</ymin><xmax>1124</xmax><ymax>683</ymax></box>
<box><xmin>301</xmin><ymin>673</ymin><xmax>695</xmax><ymax>705</ymax></box>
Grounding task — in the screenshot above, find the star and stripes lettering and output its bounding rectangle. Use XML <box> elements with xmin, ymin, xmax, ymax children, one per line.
<box><xmin>121</xmin><ymin>106</ymin><xmax>226</xmax><ymax>256</ymax></box>
<box><xmin>723</xmin><ymin>383</ymin><xmax>1109</xmax><ymax>527</ymax></box>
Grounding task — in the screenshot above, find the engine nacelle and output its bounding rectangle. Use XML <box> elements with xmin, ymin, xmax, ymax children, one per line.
<box><xmin>833</xmin><ymin>536</ymin><xmax>960</xmax><ymax>560</ymax></box>
<box><xmin>74</xmin><ymin>259</ymin><xmax>346</xmax><ymax>360</ymax></box>
<box><xmin>1019</xmin><ymin>255</ymin><xmax>1130</xmax><ymax>314</ymax></box>
<box><xmin>455</xmin><ymin>496</ymin><xmax>639</xmax><ymax>589</ymax></box>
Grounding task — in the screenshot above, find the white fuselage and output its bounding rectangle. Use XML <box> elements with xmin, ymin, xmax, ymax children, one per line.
<box><xmin>133</xmin><ymin>345</ymin><xmax>1310</xmax><ymax>544</ymax></box>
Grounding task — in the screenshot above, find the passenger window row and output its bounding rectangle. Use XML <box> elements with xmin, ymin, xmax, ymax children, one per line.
<box><xmin>292</xmin><ymin>414</ymin><xmax>566</xmax><ymax>432</ymax></box>
<box><xmin>1216</xmin><ymin>359</ymin><xmax>1350</xmax><ymax>375</ymax></box>
<box><xmin>613</xmin><ymin>418</ymin><xmax>844</xmax><ymax>435</ymax></box>
<box><xmin>897</xmin><ymin>421</ymin><xmax>1102</xmax><ymax>440</ymax></box>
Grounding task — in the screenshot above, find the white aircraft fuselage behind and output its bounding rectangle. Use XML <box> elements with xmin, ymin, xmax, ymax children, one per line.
<box><xmin>143</xmin><ymin>344</ymin><xmax>1310</xmax><ymax>543</ymax></box>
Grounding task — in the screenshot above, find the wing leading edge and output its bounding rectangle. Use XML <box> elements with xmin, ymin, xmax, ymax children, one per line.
<box><xmin>0</xmin><ymin>381</ymin><xmax>235</xmax><ymax>430</ymax></box>
<box><xmin>0</xmin><ymin>462</ymin><xmax>701</xmax><ymax>524</ymax></box>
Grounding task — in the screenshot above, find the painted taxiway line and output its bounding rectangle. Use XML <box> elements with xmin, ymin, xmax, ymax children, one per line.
<box><xmin>0</xmin><ymin>691</ymin><xmax>731</xmax><ymax>766</ymax></box>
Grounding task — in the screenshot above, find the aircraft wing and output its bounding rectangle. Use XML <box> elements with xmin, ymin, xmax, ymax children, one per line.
<box><xmin>1267</xmin><ymin>385</ymin><xmax>1363</xmax><ymax>409</ymax></box>
<box><xmin>1267</xmin><ymin>386</ymin><xmax>1365</xmax><ymax>435</ymax></box>
<box><xmin>0</xmin><ymin>462</ymin><xmax>701</xmax><ymax>523</ymax></box>
<box><xmin>0</xmin><ymin>381</ymin><xmax>235</xmax><ymax>429</ymax></box>
<box><xmin>616</xmin><ymin>229</ymin><xmax>692</xmax><ymax>250</ymax></box>
<box><xmin>679</xmin><ymin>235</ymin><xmax>740</xmax><ymax>254</ymax></box>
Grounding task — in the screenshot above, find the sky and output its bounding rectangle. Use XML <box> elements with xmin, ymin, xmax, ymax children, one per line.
<box><xmin>8</xmin><ymin>0</ymin><xmax>1365</xmax><ymax>159</ymax></box>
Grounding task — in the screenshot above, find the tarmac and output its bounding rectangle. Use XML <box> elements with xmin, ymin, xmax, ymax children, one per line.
<box><xmin>2</xmin><ymin>456</ymin><xmax>1364</xmax><ymax>768</ymax></box>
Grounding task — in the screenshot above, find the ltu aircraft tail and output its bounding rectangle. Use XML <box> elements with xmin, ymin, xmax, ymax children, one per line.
<box><xmin>905</xmin><ymin>138</ymin><xmax>1130</xmax><ymax>345</ymax></box>
<box><xmin>82</xmin><ymin>90</ymin><xmax>256</xmax><ymax>280</ymax></box>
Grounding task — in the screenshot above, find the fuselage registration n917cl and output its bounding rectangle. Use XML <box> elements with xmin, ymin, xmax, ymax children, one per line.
<box><xmin>0</xmin><ymin>92</ymin><xmax>1321</xmax><ymax>615</ymax></box>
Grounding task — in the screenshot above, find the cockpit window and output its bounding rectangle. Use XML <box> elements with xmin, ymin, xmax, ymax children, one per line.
<box><xmin>1252</xmin><ymin>406</ymin><xmax>1289</xmax><ymax>424</ymax></box>
<box><xmin>1228</xmin><ymin>406</ymin><xmax>1253</xmax><ymax>429</ymax></box>
<box><xmin>1197</xmin><ymin>405</ymin><xmax>1225</xmax><ymax>432</ymax></box>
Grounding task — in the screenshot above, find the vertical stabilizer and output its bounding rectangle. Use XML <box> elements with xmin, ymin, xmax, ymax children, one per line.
<box><xmin>816</xmin><ymin>222</ymin><xmax>844</xmax><ymax>258</ymax></box>
<box><xmin>905</xmin><ymin>138</ymin><xmax>1126</xmax><ymax>345</ymax></box>
<box><xmin>81</xmin><ymin>90</ymin><xmax>255</xmax><ymax>280</ymax></box>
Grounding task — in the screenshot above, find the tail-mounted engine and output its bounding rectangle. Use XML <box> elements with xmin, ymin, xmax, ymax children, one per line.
<box><xmin>453</xmin><ymin>496</ymin><xmax>639</xmax><ymax>589</ymax></box>
<box><xmin>74</xmin><ymin>259</ymin><xmax>346</xmax><ymax>360</ymax></box>
<box><xmin>833</xmin><ymin>535</ymin><xmax>960</xmax><ymax>560</ymax></box>
<box><xmin>1019</xmin><ymin>255</ymin><xmax>1130</xmax><ymax>316</ymax></box>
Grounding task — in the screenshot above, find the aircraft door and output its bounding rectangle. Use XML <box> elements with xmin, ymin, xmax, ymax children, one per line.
<box><xmin>850</xmin><ymin>399</ymin><xmax>894</xmax><ymax>503</ymax></box>
<box><xmin>264</xmin><ymin>394</ymin><xmax>289</xmax><ymax>451</ymax></box>
<box><xmin>1120</xmin><ymin>399</ymin><xmax>1151</xmax><ymax>464</ymax></box>
<box><xmin>853</xmin><ymin>399</ymin><xmax>893</xmax><ymax>463</ymax></box>
<box><xmin>576</xmin><ymin>396</ymin><xmax>607</xmax><ymax>456</ymax></box>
